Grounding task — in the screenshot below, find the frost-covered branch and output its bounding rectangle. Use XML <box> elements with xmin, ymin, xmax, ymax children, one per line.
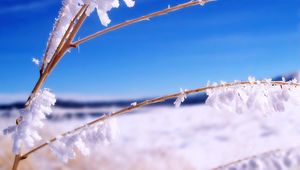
<box><xmin>42</xmin><ymin>0</ymin><xmax>136</xmax><ymax>71</ymax></box>
<box><xmin>48</xmin><ymin>118</ymin><xmax>119</xmax><ymax>163</ymax></box>
<box><xmin>4</xmin><ymin>89</ymin><xmax>56</xmax><ymax>154</ymax></box>
<box><xmin>212</xmin><ymin>146</ymin><xmax>300</xmax><ymax>170</ymax></box>
<box><xmin>28</xmin><ymin>0</ymin><xmax>212</xmax><ymax>106</ymax></box>
<box><xmin>206</xmin><ymin>77</ymin><xmax>300</xmax><ymax>114</ymax></box>
<box><xmin>71</xmin><ymin>0</ymin><xmax>211</xmax><ymax>47</ymax></box>
<box><xmin>19</xmin><ymin>79</ymin><xmax>300</xmax><ymax>161</ymax></box>
<box><xmin>174</xmin><ymin>88</ymin><xmax>187</xmax><ymax>107</ymax></box>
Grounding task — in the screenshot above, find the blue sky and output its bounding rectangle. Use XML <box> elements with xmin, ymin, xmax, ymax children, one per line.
<box><xmin>0</xmin><ymin>0</ymin><xmax>299</xmax><ymax>97</ymax></box>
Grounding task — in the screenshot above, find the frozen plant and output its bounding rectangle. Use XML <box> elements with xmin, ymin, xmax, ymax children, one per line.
<box><xmin>11</xmin><ymin>77</ymin><xmax>297</xmax><ymax>170</ymax></box>
<box><xmin>43</xmin><ymin>0</ymin><xmax>135</xmax><ymax>69</ymax></box>
<box><xmin>49</xmin><ymin>118</ymin><xmax>119</xmax><ymax>163</ymax></box>
<box><xmin>3</xmin><ymin>89</ymin><xmax>56</xmax><ymax>154</ymax></box>
<box><xmin>174</xmin><ymin>88</ymin><xmax>188</xmax><ymax>108</ymax></box>
<box><xmin>212</xmin><ymin>146</ymin><xmax>300</xmax><ymax>170</ymax></box>
<box><xmin>206</xmin><ymin>77</ymin><xmax>300</xmax><ymax>114</ymax></box>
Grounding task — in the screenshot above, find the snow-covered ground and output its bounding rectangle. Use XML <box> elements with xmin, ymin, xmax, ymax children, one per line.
<box><xmin>2</xmin><ymin>104</ymin><xmax>300</xmax><ymax>169</ymax></box>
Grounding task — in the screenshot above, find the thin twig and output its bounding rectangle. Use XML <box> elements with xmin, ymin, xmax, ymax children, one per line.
<box><xmin>46</xmin><ymin>9</ymin><xmax>88</xmax><ymax>76</ymax></box>
<box><xmin>20</xmin><ymin>81</ymin><xmax>300</xmax><ymax>159</ymax></box>
<box><xmin>42</xmin><ymin>4</ymin><xmax>88</xmax><ymax>73</ymax></box>
<box><xmin>12</xmin><ymin>155</ymin><xmax>21</xmax><ymax>170</ymax></box>
<box><xmin>71</xmin><ymin>0</ymin><xmax>211</xmax><ymax>47</ymax></box>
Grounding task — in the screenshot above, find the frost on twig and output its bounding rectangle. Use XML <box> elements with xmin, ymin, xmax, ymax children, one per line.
<box><xmin>43</xmin><ymin>0</ymin><xmax>83</xmax><ymax>69</ymax></box>
<box><xmin>49</xmin><ymin>117</ymin><xmax>119</xmax><ymax>163</ymax></box>
<box><xmin>85</xmin><ymin>0</ymin><xmax>135</xmax><ymax>26</ymax></box>
<box><xmin>197</xmin><ymin>0</ymin><xmax>215</xmax><ymax>6</ymax></box>
<box><xmin>86</xmin><ymin>0</ymin><xmax>135</xmax><ymax>23</ymax></box>
<box><xmin>131</xmin><ymin>102</ymin><xmax>137</xmax><ymax>106</ymax></box>
<box><xmin>206</xmin><ymin>77</ymin><xmax>300</xmax><ymax>114</ymax></box>
<box><xmin>3</xmin><ymin>89</ymin><xmax>56</xmax><ymax>154</ymax></box>
<box><xmin>174</xmin><ymin>88</ymin><xmax>187</xmax><ymax>108</ymax></box>
<box><xmin>215</xmin><ymin>147</ymin><xmax>300</xmax><ymax>170</ymax></box>
<box><xmin>43</xmin><ymin>0</ymin><xmax>135</xmax><ymax>70</ymax></box>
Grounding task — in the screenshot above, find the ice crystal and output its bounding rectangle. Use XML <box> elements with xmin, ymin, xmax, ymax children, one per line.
<box><xmin>43</xmin><ymin>0</ymin><xmax>135</xmax><ymax>69</ymax></box>
<box><xmin>32</xmin><ymin>58</ymin><xmax>40</xmax><ymax>66</ymax></box>
<box><xmin>174</xmin><ymin>88</ymin><xmax>187</xmax><ymax>108</ymax></box>
<box><xmin>49</xmin><ymin>118</ymin><xmax>119</xmax><ymax>163</ymax></box>
<box><xmin>43</xmin><ymin>0</ymin><xmax>83</xmax><ymax>69</ymax></box>
<box><xmin>220</xmin><ymin>147</ymin><xmax>300</xmax><ymax>170</ymax></box>
<box><xmin>84</xmin><ymin>0</ymin><xmax>135</xmax><ymax>26</ymax></box>
<box><xmin>206</xmin><ymin>79</ymin><xmax>300</xmax><ymax>114</ymax></box>
<box><xmin>198</xmin><ymin>0</ymin><xmax>212</xmax><ymax>6</ymax></box>
<box><xmin>3</xmin><ymin>89</ymin><xmax>56</xmax><ymax>154</ymax></box>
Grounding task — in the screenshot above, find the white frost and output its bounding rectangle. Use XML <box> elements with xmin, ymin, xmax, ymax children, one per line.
<box><xmin>174</xmin><ymin>88</ymin><xmax>187</xmax><ymax>108</ymax></box>
<box><xmin>3</xmin><ymin>89</ymin><xmax>56</xmax><ymax>154</ymax></box>
<box><xmin>131</xmin><ymin>102</ymin><xmax>137</xmax><ymax>106</ymax></box>
<box><xmin>206</xmin><ymin>79</ymin><xmax>300</xmax><ymax>114</ymax></box>
<box><xmin>84</xmin><ymin>0</ymin><xmax>135</xmax><ymax>26</ymax></box>
<box><xmin>49</xmin><ymin>118</ymin><xmax>120</xmax><ymax>163</ymax></box>
<box><xmin>32</xmin><ymin>58</ymin><xmax>40</xmax><ymax>66</ymax></box>
<box><xmin>221</xmin><ymin>147</ymin><xmax>300</xmax><ymax>170</ymax></box>
<box><xmin>43</xmin><ymin>0</ymin><xmax>135</xmax><ymax>70</ymax></box>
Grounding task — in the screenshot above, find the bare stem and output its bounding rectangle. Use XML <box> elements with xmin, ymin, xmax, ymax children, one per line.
<box><xmin>71</xmin><ymin>0</ymin><xmax>211</xmax><ymax>47</ymax></box>
<box><xmin>20</xmin><ymin>81</ymin><xmax>300</xmax><ymax>159</ymax></box>
<box><xmin>12</xmin><ymin>155</ymin><xmax>21</xmax><ymax>170</ymax></box>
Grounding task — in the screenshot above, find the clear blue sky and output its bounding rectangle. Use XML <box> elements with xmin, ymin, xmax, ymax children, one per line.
<box><xmin>0</xmin><ymin>0</ymin><xmax>299</xmax><ymax>97</ymax></box>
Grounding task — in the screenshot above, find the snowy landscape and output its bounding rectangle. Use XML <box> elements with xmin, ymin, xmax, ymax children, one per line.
<box><xmin>2</xmin><ymin>102</ymin><xmax>300</xmax><ymax>169</ymax></box>
<box><xmin>1</xmin><ymin>72</ymin><xmax>300</xmax><ymax>169</ymax></box>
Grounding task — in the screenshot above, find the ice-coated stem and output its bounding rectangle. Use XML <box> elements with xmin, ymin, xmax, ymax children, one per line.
<box><xmin>71</xmin><ymin>0</ymin><xmax>211</xmax><ymax>47</ymax></box>
<box><xmin>11</xmin><ymin>5</ymin><xmax>88</xmax><ymax>170</ymax></box>
<box><xmin>20</xmin><ymin>81</ymin><xmax>299</xmax><ymax>160</ymax></box>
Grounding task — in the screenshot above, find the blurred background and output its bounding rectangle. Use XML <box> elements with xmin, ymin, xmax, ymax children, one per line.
<box><xmin>0</xmin><ymin>0</ymin><xmax>300</xmax><ymax>169</ymax></box>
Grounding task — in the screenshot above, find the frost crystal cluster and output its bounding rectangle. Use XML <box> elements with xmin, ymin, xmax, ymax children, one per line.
<box><xmin>206</xmin><ymin>78</ymin><xmax>300</xmax><ymax>114</ymax></box>
<box><xmin>43</xmin><ymin>0</ymin><xmax>135</xmax><ymax>69</ymax></box>
<box><xmin>174</xmin><ymin>88</ymin><xmax>187</xmax><ymax>108</ymax></box>
<box><xmin>49</xmin><ymin>118</ymin><xmax>119</xmax><ymax>163</ymax></box>
<box><xmin>85</xmin><ymin>0</ymin><xmax>135</xmax><ymax>26</ymax></box>
<box><xmin>221</xmin><ymin>147</ymin><xmax>300</xmax><ymax>170</ymax></box>
<box><xmin>3</xmin><ymin>89</ymin><xmax>56</xmax><ymax>154</ymax></box>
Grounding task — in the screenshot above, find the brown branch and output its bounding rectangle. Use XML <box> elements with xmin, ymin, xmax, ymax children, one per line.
<box><xmin>20</xmin><ymin>81</ymin><xmax>300</xmax><ymax>159</ymax></box>
<box><xmin>12</xmin><ymin>155</ymin><xmax>21</xmax><ymax>170</ymax></box>
<box><xmin>71</xmin><ymin>0</ymin><xmax>211</xmax><ymax>47</ymax></box>
<box><xmin>42</xmin><ymin>5</ymin><xmax>88</xmax><ymax>73</ymax></box>
<box><xmin>45</xmin><ymin>10</ymin><xmax>88</xmax><ymax>76</ymax></box>
<box><xmin>25</xmin><ymin>5</ymin><xmax>88</xmax><ymax>107</ymax></box>
<box><xmin>41</xmin><ymin>4</ymin><xmax>88</xmax><ymax>72</ymax></box>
